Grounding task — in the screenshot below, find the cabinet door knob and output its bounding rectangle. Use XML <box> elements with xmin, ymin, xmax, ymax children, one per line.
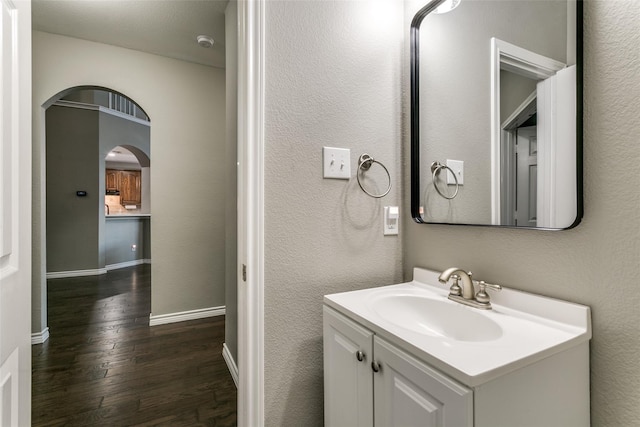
<box><xmin>371</xmin><ymin>360</ymin><xmax>381</xmax><ymax>373</ymax></box>
<box><xmin>356</xmin><ymin>350</ymin><xmax>365</xmax><ymax>362</ymax></box>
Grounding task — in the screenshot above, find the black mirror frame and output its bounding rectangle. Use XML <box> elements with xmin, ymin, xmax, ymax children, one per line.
<box><xmin>410</xmin><ymin>0</ymin><xmax>583</xmax><ymax>230</ymax></box>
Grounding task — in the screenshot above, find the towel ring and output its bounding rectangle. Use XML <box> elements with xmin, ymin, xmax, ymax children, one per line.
<box><xmin>430</xmin><ymin>161</ymin><xmax>459</xmax><ymax>200</ymax></box>
<box><xmin>357</xmin><ymin>154</ymin><xmax>391</xmax><ymax>198</ymax></box>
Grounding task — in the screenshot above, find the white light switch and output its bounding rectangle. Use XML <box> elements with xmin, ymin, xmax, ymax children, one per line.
<box><xmin>383</xmin><ymin>206</ymin><xmax>399</xmax><ymax>235</ymax></box>
<box><xmin>323</xmin><ymin>147</ymin><xmax>351</xmax><ymax>179</ymax></box>
<box><xmin>446</xmin><ymin>159</ymin><xmax>464</xmax><ymax>185</ymax></box>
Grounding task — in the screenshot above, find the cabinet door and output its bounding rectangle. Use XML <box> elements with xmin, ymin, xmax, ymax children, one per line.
<box><xmin>119</xmin><ymin>170</ymin><xmax>141</xmax><ymax>205</ymax></box>
<box><xmin>373</xmin><ymin>337</ymin><xmax>472</xmax><ymax>427</ymax></box>
<box><xmin>323</xmin><ymin>306</ymin><xmax>374</xmax><ymax>427</ymax></box>
<box><xmin>106</xmin><ymin>169</ymin><xmax>119</xmax><ymax>191</ymax></box>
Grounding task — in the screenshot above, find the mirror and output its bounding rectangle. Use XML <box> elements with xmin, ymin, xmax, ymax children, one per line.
<box><xmin>410</xmin><ymin>0</ymin><xmax>582</xmax><ymax>229</ymax></box>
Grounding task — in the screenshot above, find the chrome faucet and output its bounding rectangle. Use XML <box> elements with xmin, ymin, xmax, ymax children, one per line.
<box><xmin>439</xmin><ymin>267</ymin><xmax>474</xmax><ymax>299</ymax></box>
<box><xmin>438</xmin><ymin>267</ymin><xmax>501</xmax><ymax>310</ymax></box>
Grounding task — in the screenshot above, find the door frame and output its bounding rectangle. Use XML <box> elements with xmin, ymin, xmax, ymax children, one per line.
<box><xmin>237</xmin><ymin>0</ymin><xmax>265</xmax><ymax>424</ymax></box>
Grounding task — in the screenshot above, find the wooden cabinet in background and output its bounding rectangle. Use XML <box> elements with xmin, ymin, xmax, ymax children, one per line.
<box><xmin>119</xmin><ymin>170</ymin><xmax>141</xmax><ymax>205</ymax></box>
<box><xmin>106</xmin><ymin>170</ymin><xmax>119</xmax><ymax>191</ymax></box>
<box><xmin>106</xmin><ymin>169</ymin><xmax>141</xmax><ymax>206</ymax></box>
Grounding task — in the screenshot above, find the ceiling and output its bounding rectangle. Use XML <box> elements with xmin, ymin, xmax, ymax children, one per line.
<box><xmin>32</xmin><ymin>0</ymin><xmax>228</xmax><ymax>68</ymax></box>
<box><xmin>106</xmin><ymin>146</ymin><xmax>140</xmax><ymax>165</ymax></box>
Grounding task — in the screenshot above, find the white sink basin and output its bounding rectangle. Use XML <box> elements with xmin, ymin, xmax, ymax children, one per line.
<box><xmin>369</xmin><ymin>294</ymin><xmax>503</xmax><ymax>342</ymax></box>
<box><xmin>324</xmin><ymin>267</ymin><xmax>591</xmax><ymax>386</ymax></box>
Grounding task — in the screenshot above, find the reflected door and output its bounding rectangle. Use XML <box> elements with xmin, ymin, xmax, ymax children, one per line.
<box><xmin>515</xmin><ymin>126</ymin><xmax>537</xmax><ymax>227</ymax></box>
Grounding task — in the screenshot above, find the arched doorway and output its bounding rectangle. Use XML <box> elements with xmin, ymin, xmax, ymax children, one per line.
<box><xmin>44</xmin><ymin>87</ymin><xmax>151</xmax><ymax>279</ymax></box>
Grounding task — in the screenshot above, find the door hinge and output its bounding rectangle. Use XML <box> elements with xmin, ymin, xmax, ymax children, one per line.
<box><xmin>242</xmin><ymin>264</ymin><xmax>247</xmax><ymax>282</ymax></box>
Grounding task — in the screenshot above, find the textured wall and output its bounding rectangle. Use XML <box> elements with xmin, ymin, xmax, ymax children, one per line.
<box><xmin>263</xmin><ymin>0</ymin><xmax>404</xmax><ymax>424</ymax></box>
<box><xmin>32</xmin><ymin>32</ymin><xmax>226</xmax><ymax>332</ymax></box>
<box><xmin>404</xmin><ymin>1</ymin><xmax>640</xmax><ymax>424</ymax></box>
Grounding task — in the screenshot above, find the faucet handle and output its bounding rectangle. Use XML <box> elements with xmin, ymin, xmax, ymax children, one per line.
<box><xmin>448</xmin><ymin>274</ymin><xmax>462</xmax><ymax>297</ymax></box>
<box><xmin>475</xmin><ymin>280</ymin><xmax>501</xmax><ymax>305</ymax></box>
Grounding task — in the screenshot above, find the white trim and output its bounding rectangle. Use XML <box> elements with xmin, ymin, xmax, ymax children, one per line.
<box><xmin>31</xmin><ymin>327</ymin><xmax>50</xmax><ymax>345</ymax></box>
<box><xmin>149</xmin><ymin>306</ymin><xmax>225</xmax><ymax>326</ymax></box>
<box><xmin>53</xmin><ymin>100</ymin><xmax>151</xmax><ymax>127</ymax></box>
<box><xmin>238</xmin><ymin>0</ymin><xmax>265</xmax><ymax>424</ymax></box>
<box><xmin>223</xmin><ymin>343</ymin><xmax>239</xmax><ymax>388</ymax></box>
<box><xmin>490</xmin><ymin>37</ymin><xmax>566</xmax><ymax>225</ymax></box>
<box><xmin>105</xmin><ymin>258</ymin><xmax>150</xmax><ymax>271</ymax></box>
<box><xmin>47</xmin><ymin>260</ymin><xmax>151</xmax><ymax>278</ymax></box>
<box><xmin>46</xmin><ymin>268</ymin><xmax>107</xmax><ymax>279</ymax></box>
<box><xmin>495</xmin><ymin>39</ymin><xmax>566</xmax><ymax>80</ymax></box>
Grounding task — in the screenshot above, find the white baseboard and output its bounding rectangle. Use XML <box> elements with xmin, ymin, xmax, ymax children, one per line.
<box><xmin>223</xmin><ymin>343</ymin><xmax>239</xmax><ymax>388</ymax></box>
<box><xmin>31</xmin><ymin>327</ymin><xmax>50</xmax><ymax>345</ymax></box>
<box><xmin>46</xmin><ymin>268</ymin><xmax>107</xmax><ymax>279</ymax></box>
<box><xmin>47</xmin><ymin>260</ymin><xmax>152</xmax><ymax>278</ymax></box>
<box><xmin>149</xmin><ymin>306</ymin><xmax>225</xmax><ymax>326</ymax></box>
<box><xmin>106</xmin><ymin>258</ymin><xmax>151</xmax><ymax>271</ymax></box>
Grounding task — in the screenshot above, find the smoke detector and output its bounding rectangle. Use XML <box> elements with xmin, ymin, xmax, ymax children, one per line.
<box><xmin>197</xmin><ymin>35</ymin><xmax>215</xmax><ymax>48</ymax></box>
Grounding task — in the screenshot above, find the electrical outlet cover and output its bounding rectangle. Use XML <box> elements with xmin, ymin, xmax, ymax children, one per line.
<box><xmin>446</xmin><ymin>159</ymin><xmax>464</xmax><ymax>185</ymax></box>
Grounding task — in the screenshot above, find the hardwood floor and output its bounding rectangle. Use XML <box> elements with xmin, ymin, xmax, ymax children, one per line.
<box><xmin>32</xmin><ymin>265</ymin><xmax>237</xmax><ymax>426</ymax></box>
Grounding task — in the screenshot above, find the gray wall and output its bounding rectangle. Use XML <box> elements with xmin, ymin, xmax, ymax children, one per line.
<box><xmin>45</xmin><ymin>106</ymin><xmax>100</xmax><ymax>272</ymax></box>
<box><xmin>98</xmin><ymin>111</ymin><xmax>151</xmax><ymax>267</ymax></box>
<box><xmin>404</xmin><ymin>1</ymin><xmax>640</xmax><ymax>425</ymax></box>
<box><xmin>263</xmin><ymin>0</ymin><xmax>403</xmax><ymax>424</ymax></box>
<box><xmin>224</xmin><ymin>0</ymin><xmax>239</xmax><ymax>362</ymax></box>
<box><xmin>105</xmin><ymin>217</ymin><xmax>149</xmax><ymax>265</ymax></box>
<box><xmin>417</xmin><ymin>0</ymin><xmax>567</xmax><ymax>224</ymax></box>
<box><xmin>45</xmin><ymin>104</ymin><xmax>151</xmax><ymax>274</ymax></box>
<box><xmin>500</xmin><ymin>70</ymin><xmax>537</xmax><ymax>123</ymax></box>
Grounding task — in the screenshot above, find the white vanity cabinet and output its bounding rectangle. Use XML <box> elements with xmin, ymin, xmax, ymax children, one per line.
<box><xmin>323</xmin><ymin>297</ymin><xmax>590</xmax><ymax>427</ymax></box>
<box><xmin>324</xmin><ymin>306</ymin><xmax>472</xmax><ymax>427</ymax></box>
<box><xmin>323</xmin><ymin>268</ymin><xmax>591</xmax><ymax>426</ymax></box>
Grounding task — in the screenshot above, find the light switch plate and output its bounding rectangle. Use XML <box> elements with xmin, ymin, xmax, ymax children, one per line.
<box><xmin>383</xmin><ymin>206</ymin><xmax>399</xmax><ymax>236</ymax></box>
<box><xmin>446</xmin><ymin>159</ymin><xmax>464</xmax><ymax>185</ymax></box>
<box><xmin>323</xmin><ymin>147</ymin><xmax>351</xmax><ymax>179</ymax></box>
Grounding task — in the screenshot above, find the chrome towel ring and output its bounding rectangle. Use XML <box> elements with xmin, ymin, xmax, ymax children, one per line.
<box><xmin>357</xmin><ymin>154</ymin><xmax>391</xmax><ymax>198</ymax></box>
<box><xmin>430</xmin><ymin>161</ymin><xmax>459</xmax><ymax>200</ymax></box>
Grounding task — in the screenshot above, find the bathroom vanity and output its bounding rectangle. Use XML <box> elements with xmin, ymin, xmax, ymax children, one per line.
<box><xmin>323</xmin><ymin>268</ymin><xmax>591</xmax><ymax>426</ymax></box>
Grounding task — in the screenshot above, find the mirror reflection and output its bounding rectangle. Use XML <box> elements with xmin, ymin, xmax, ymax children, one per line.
<box><xmin>411</xmin><ymin>0</ymin><xmax>582</xmax><ymax>229</ymax></box>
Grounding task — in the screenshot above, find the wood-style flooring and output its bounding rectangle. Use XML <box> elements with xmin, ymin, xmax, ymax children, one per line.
<box><xmin>32</xmin><ymin>265</ymin><xmax>237</xmax><ymax>426</ymax></box>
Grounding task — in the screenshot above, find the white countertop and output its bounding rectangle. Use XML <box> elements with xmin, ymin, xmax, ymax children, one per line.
<box><xmin>324</xmin><ymin>267</ymin><xmax>591</xmax><ymax>387</ymax></box>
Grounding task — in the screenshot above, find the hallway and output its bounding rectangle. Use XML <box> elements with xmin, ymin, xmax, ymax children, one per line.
<box><xmin>32</xmin><ymin>265</ymin><xmax>236</xmax><ymax>426</ymax></box>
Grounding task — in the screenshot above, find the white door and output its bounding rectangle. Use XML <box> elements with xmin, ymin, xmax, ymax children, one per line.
<box><xmin>536</xmin><ymin>65</ymin><xmax>577</xmax><ymax>229</ymax></box>
<box><xmin>373</xmin><ymin>337</ymin><xmax>472</xmax><ymax>427</ymax></box>
<box><xmin>0</xmin><ymin>0</ymin><xmax>32</xmax><ymax>425</ymax></box>
<box><xmin>515</xmin><ymin>126</ymin><xmax>537</xmax><ymax>227</ymax></box>
<box><xmin>323</xmin><ymin>307</ymin><xmax>374</xmax><ymax>427</ymax></box>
